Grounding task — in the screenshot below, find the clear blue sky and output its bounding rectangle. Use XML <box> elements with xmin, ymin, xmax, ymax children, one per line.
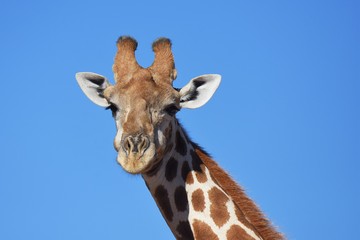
<box><xmin>0</xmin><ymin>0</ymin><xmax>359</xmax><ymax>239</ymax></box>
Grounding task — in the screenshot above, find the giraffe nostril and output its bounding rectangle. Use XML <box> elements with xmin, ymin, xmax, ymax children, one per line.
<box><xmin>122</xmin><ymin>135</ymin><xmax>150</xmax><ymax>156</ymax></box>
<box><xmin>126</xmin><ymin>140</ymin><xmax>131</xmax><ymax>151</ymax></box>
<box><xmin>139</xmin><ymin>136</ymin><xmax>150</xmax><ymax>154</ymax></box>
<box><xmin>122</xmin><ymin>136</ymin><xmax>133</xmax><ymax>155</ymax></box>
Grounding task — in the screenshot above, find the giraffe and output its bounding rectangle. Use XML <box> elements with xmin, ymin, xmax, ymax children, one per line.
<box><xmin>76</xmin><ymin>36</ymin><xmax>284</xmax><ymax>240</ymax></box>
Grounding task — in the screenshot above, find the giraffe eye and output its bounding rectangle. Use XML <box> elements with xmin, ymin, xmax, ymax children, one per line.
<box><xmin>164</xmin><ymin>104</ymin><xmax>179</xmax><ymax>116</ymax></box>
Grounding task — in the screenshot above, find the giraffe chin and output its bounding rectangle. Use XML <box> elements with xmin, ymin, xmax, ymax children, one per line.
<box><xmin>116</xmin><ymin>149</ymin><xmax>156</xmax><ymax>174</ymax></box>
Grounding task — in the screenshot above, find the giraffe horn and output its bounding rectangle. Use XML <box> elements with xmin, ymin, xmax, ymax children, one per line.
<box><xmin>113</xmin><ymin>36</ymin><xmax>141</xmax><ymax>83</ymax></box>
<box><xmin>149</xmin><ymin>38</ymin><xmax>177</xmax><ymax>83</ymax></box>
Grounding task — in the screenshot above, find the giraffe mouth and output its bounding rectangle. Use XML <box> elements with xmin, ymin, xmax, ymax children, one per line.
<box><xmin>116</xmin><ymin>143</ymin><xmax>157</xmax><ymax>174</ymax></box>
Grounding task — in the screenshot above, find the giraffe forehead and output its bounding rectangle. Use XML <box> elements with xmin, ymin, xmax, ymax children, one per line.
<box><xmin>111</xmin><ymin>78</ymin><xmax>179</xmax><ymax>108</ymax></box>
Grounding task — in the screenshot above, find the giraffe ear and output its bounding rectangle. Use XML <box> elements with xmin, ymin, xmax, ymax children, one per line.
<box><xmin>76</xmin><ymin>72</ymin><xmax>112</xmax><ymax>107</ymax></box>
<box><xmin>179</xmin><ymin>74</ymin><xmax>221</xmax><ymax>109</ymax></box>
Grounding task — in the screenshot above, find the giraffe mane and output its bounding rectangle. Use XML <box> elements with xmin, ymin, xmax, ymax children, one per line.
<box><xmin>191</xmin><ymin>143</ymin><xmax>285</xmax><ymax>240</ymax></box>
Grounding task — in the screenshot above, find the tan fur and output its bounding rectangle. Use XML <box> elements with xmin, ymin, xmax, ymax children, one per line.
<box><xmin>149</xmin><ymin>38</ymin><xmax>177</xmax><ymax>83</ymax></box>
<box><xmin>113</xmin><ymin>37</ymin><xmax>141</xmax><ymax>83</ymax></box>
<box><xmin>113</xmin><ymin>37</ymin><xmax>176</xmax><ymax>85</ymax></box>
<box><xmin>195</xmin><ymin>148</ymin><xmax>285</xmax><ymax>240</ymax></box>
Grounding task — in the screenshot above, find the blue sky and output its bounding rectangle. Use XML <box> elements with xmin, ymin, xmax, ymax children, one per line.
<box><xmin>0</xmin><ymin>0</ymin><xmax>359</xmax><ymax>239</ymax></box>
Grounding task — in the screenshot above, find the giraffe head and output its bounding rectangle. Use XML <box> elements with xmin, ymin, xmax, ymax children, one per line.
<box><xmin>76</xmin><ymin>36</ymin><xmax>221</xmax><ymax>174</ymax></box>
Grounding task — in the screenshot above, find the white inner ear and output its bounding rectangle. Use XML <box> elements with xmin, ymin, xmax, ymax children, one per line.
<box><xmin>180</xmin><ymin>74</ymin><xmax>221</xmax><ymax>109</ymax></box>
<box><xmin>76</xmin><ymin>72</ymin><xmax>111</xmax><ymax>107</ymax></box>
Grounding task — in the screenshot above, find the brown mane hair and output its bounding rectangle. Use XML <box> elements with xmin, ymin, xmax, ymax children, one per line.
<box><xmin>194</xmin><ymin>145</ymin><xmax>285</xmax><ymax>240</ymax></box>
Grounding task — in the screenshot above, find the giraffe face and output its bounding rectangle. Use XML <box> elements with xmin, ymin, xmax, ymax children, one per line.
<box><xmin>103</xmin><ymin>71</ymin><xmax>180</xmax><ymax>174</ymax></box>
<box><xmin>76</xmin><ymin>36</ymin><xmax>221</xmax><ymax>175</ymax></box>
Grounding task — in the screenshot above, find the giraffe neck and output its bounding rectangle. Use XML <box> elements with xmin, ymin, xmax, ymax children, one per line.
<box><xmin>142</xmin><ymin>120</ymin><xmax>283</xmax><ymax>240</ymax></box>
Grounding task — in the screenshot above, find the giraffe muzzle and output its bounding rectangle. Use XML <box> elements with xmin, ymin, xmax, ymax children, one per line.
<box><xmin>122</xmin><ymin>134</ymin><xmax>150</xmax><ymax>157</ymax></box>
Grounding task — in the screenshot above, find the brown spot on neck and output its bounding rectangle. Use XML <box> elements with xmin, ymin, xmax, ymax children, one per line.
<box><xmin>174</xmin><ymin>186</ymin><xmax>188</xmax><ymax>212</ymax></box>
<box><xmin>154</xmin><ymin>185</ymin><xmax>173</xmax><ymax>222</ymax></box>
<box><xmin>226</xmin><ymin>225</ymin><xmax>256</xmax><ymax>240</ymax></box>
<box><xmin>191</xmin><ymin>189</ymin><xmax>205</xmax><ymax>212</ymax></box>
<box><xmin>208</xmin><ymin>187</ymin><xmax>230</xmax><ymax>228</ymax></box>
<box><xmin>192</xmin><ymin>220</ymin><xmax>219</xmax><ymax>240</ymax></box>
<box><xmin>165</xmin><ymin>157</ymin><xmax>178</xmax><ymax>182</ymax></box>
<box><xmin>176</xmin><ymin>221</ymin><xmax>194</xmax><ymax>240</ymax></box>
